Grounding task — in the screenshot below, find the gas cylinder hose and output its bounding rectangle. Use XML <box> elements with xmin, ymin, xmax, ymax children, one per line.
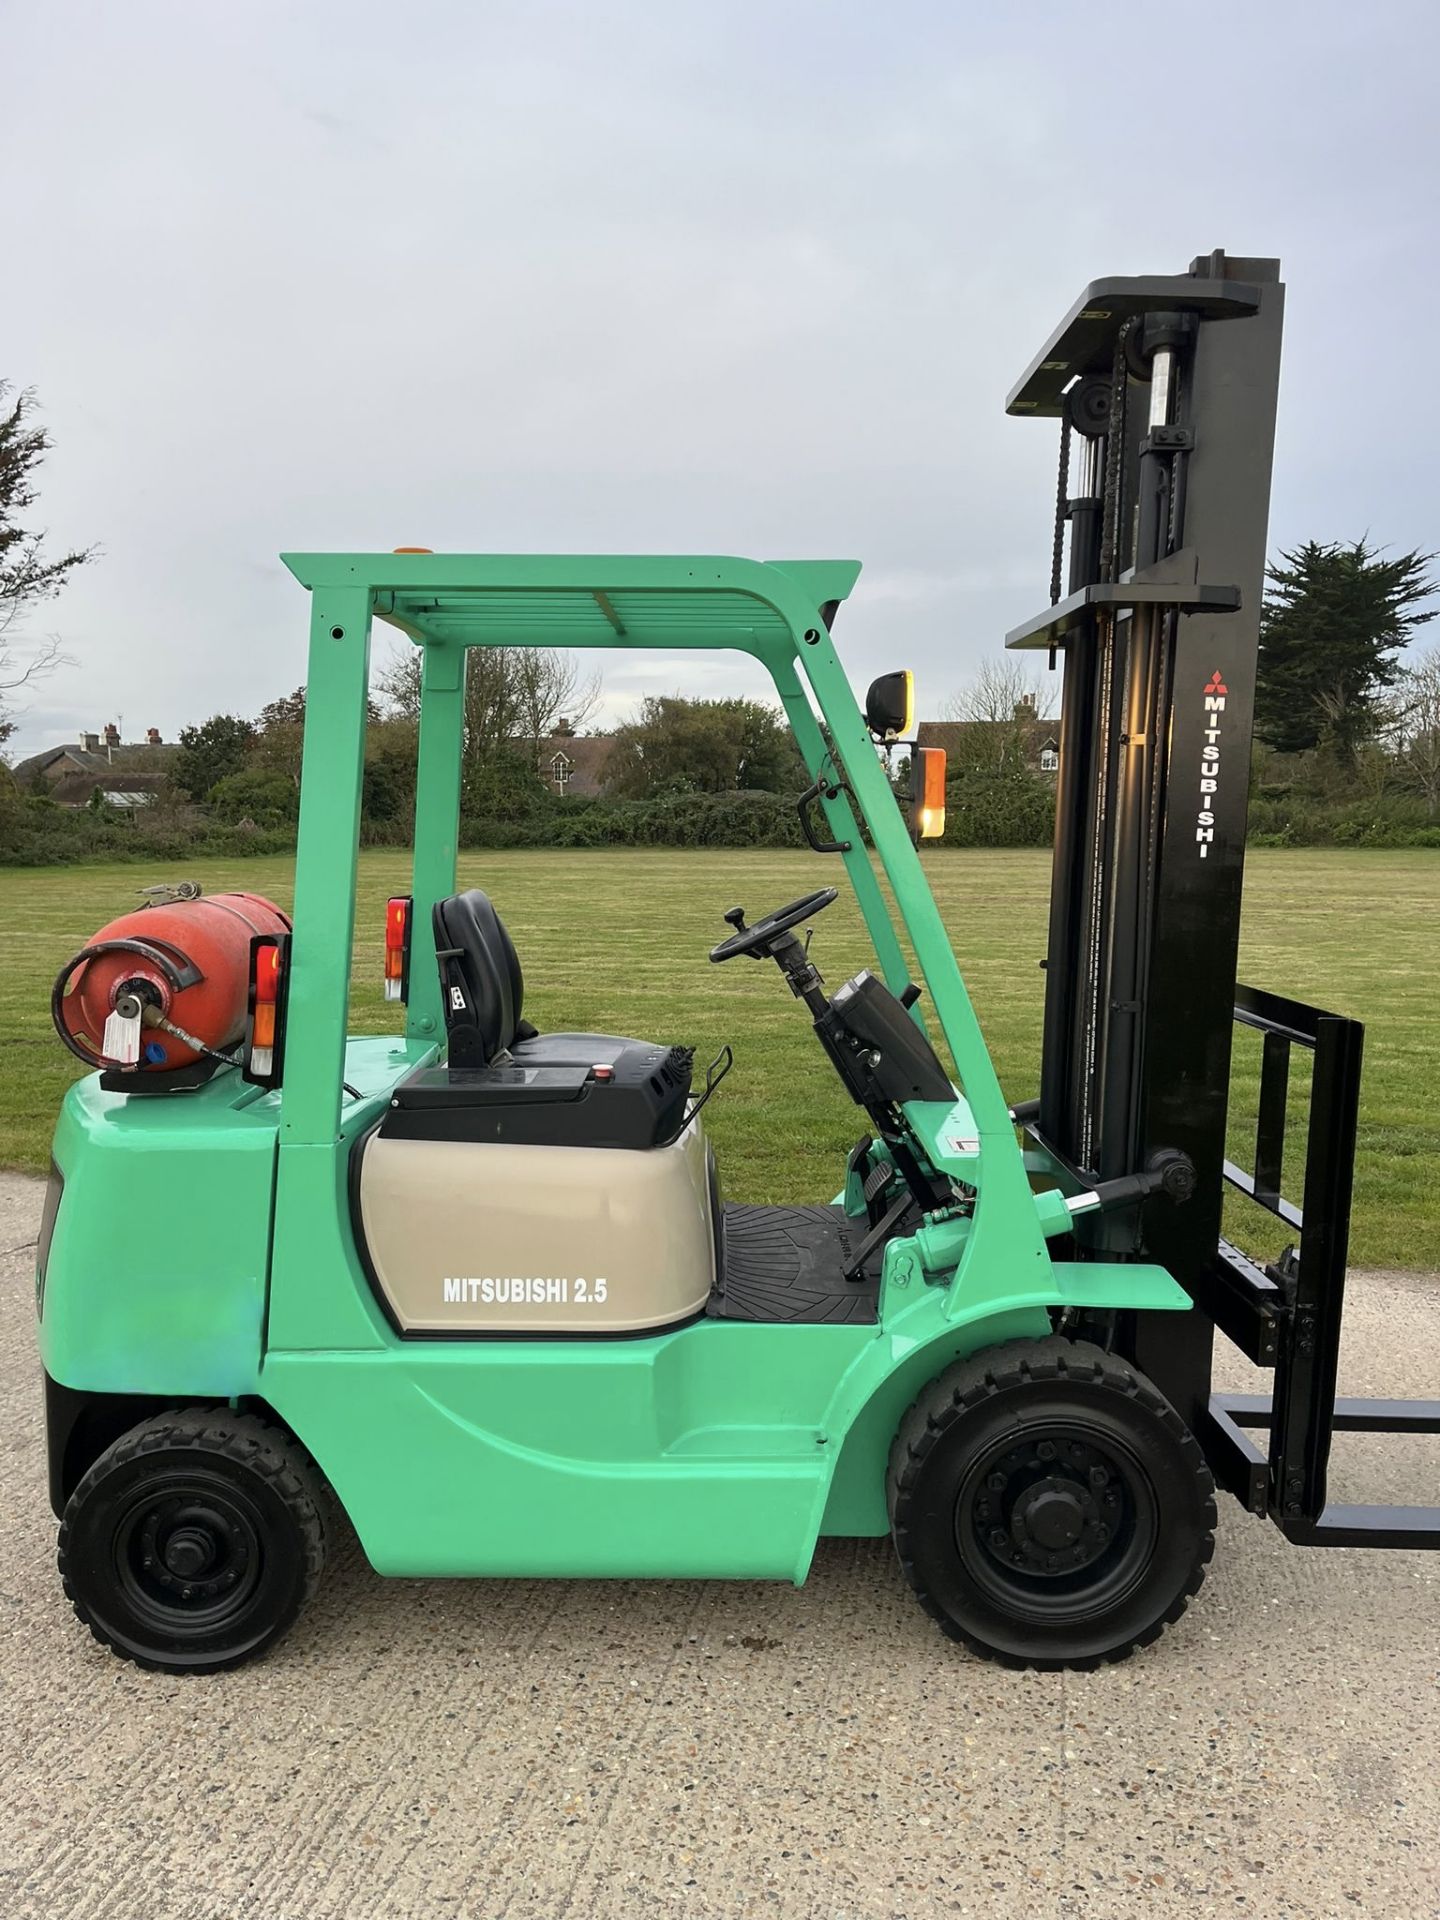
<box><xmin>145</xmin><ymin>1008</ymin><xmax>364</xmax><ymax>1098</ymax></box>
<box><xmin>147</xmin><ymin>1010</ymin><xmax>241</xmax><ymax>1068</ymax></box>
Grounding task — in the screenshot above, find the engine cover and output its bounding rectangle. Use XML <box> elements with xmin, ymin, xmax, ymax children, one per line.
<box><xmin>354</xmin><ymin>1116</ymin><xmax>716</xmax><ymax>1334</ymax></box>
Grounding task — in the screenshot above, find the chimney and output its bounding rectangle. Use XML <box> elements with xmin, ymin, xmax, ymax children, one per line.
<box><xmin>1014</xmin><ymin>694</ymin><xmax>1037</xmax><ymax>721</ymax></box>
<box><xmin>146</xmin><ymin>727</ymin><xmax>162</xmax><ymax>746</ymax></box>
<box><xmin>81</xmin><ymin>731</ymin><xmax>100</xmax><ymax>752</ymax></box>
<box><xmin>104</xmin><ymin>723</ymin><xmax>120</xmax><ymax>747</ymax></box>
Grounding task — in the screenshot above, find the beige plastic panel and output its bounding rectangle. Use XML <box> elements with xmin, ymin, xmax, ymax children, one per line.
<box><xmin>357</xmin><ymin>1118</ymin><xmax>715</xmax><ymax>1333</ymax></box>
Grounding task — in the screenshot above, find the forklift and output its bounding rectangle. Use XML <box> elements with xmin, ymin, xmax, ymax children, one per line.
<box><xmin>37</xmin><ymin>249</ymin><xmax>1439</xmax><ymax>1675</ymax></box>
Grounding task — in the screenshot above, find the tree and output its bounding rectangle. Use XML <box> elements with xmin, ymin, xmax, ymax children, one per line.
<box><xmin>1256</xmin><ymin>540</ymin><xmax>1438</xmax><ymax>764</ymax></box>
<box><xmin>208</xmin><ymin>767</ymin><xmax>300</xmax><ymax>828</ymax></box>
<box><xmin>172</xmin><ymin>713</ymin><xmax>256</xmax><ymax>801</ymax></box>
<box><xmin>251</xmin><ymin>686</ymin><xmax>308</xmax><ymax>786</ymax></box>
<box><xmin>942</xmin><ymin>659</ymin><xmax>1056</xmax><ymax>776</ymax></box>
<box><xmin>1393</xmin><ymin>645</ymin><xmax>1440</xmax><ymax>818</ymax></box>
<box><xmin>510</xmin><ymin>650</ymin><xmax>599</xmax><ymax>756</ymax></box>
<box><xmin>607</xmin><ymin>695</ymin><xmax>805</xmax><ymax>798</ymax></box>
<box><xmin>1</xmin><ymin>384</ymin><xmax>93</xmax><ymax>750</ymax></box>
<box><xmin>376</xmin><ymin>643</ymin><xmax>601</xmax><ymax>812</ymax></box>
<box><xmin>256</xmin><ymin>687</ymin><xmax>307</xmax><ymax>732</ymax></box>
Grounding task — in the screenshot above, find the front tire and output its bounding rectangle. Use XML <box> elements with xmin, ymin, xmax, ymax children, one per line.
<box><xmin>887</xmin><ymin>1337</ymin><xmax>1215</xmax><ymax>1670</ymax></box>
<box><xmin>58</xmin><ymin>1408</ymin><xmax>326</xmax><ymax>1673</ymax></box>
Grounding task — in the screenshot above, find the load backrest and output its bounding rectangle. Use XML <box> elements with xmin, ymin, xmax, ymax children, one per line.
<box><xmin>432</xmin><ymin>889</ymin><xmax>526</xmax><ymax>1067</ymax></box>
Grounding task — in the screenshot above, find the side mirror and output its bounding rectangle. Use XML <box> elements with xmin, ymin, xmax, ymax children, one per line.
<box><xmin>911</xmin><ymin>747</ymin><xmax>946</xmax><ymax>840</ymax></box>
<box><xmin>865</xmin><ymin>670</ymin><xmax>914</xmax><ymax>741</ymax></box>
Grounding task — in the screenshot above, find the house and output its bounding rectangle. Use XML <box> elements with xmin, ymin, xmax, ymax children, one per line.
<box><xmin>13</xmin><ymin>725</ymin><xmax>180</xmax><ymax>808</ymax></box>
<box><xmin>917</xmin><ymin>696</ymin><xmax>1060</xmax><ymax>776</ymax></box>
<box><xmin>532</xmin><ymin>732</ymin><xmax>616</xmax><ymax>797</ymax></box>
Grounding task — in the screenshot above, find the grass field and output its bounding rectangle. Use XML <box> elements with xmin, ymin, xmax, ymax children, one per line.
<box><xmin>1</xmin><ymin>848</ymin><xmax>1435</xmax><ymax>1269</ymax></box>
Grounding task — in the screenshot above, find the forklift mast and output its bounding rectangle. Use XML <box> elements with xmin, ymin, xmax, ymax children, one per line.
<box><xmin>1006</xmin><ymin>251</ymin><xmax>1439</xmax><ymax>1551</ymax></box>
<box><xmin>1009</xmin><ymin>251</ymin><xmax>1281</xmax><ymax>1260</ymax></box>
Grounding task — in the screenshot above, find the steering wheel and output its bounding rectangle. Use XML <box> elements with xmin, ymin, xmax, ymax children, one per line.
<box><xmin>709</xmin><ymin>888</ymin><xmax>839</xmax><ymax>963</ymax></box>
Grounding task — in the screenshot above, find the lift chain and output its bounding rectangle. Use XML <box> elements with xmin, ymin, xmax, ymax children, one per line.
<box><xmin>1098</xmin><ymin>320</ymin><xmax>1132</xmax><ymax>584</ymax></box>
<box><xmin>1049</xmin><ymin>411</ymin><xmax>1072</xmax><ymax>606</ymax></box>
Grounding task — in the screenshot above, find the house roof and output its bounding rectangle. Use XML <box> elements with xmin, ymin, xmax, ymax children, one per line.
<box><xmin>13</xmin><ymin>741</ymin><xmax>180</xmax><ymax>783</ymax></box>
<box><xmin>48</xmin><ymin>771</ymin><xmax>173</xmax><ymax>807</ymax></box>
<box><xmin>535</xmin><ymin>733</ymin><xmax>615</xmax><ymax>795</ymax></box>
<box><xmin>916</xmin><ymin>718</ymin><xmax>1059</xmax><ymax>752</ymax></box>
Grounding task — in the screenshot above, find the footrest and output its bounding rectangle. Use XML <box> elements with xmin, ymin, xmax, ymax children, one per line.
<box><xmin>709</xmin><ymin>1204</ymin><xmax>881</xmax><ymax>1325</ymax></box>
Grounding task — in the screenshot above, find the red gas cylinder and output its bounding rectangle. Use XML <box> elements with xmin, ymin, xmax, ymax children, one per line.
<box><xmin>52</xmin><ymin>886</ymin><xmax>291</xmax><ymax>1075</ymax></box>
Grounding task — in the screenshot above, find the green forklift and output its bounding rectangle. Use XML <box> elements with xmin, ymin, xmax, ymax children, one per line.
<box><xmin>36</xmin><ymin>249</ymin><xmax>1438</xmax><ymax>1674</ymax></box>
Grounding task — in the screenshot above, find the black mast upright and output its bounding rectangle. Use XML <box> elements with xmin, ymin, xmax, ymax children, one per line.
<box><xmin>1005</xmin><ymin>253</ymin><xmax>1285</xmax><ymax>1428</ymax></box>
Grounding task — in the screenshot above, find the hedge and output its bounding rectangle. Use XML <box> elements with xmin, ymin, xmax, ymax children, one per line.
<box><xmin>458</xmin><ymin>791</ymin><xmax>807</xmax><ymax>850</ymax></box>
<box><xmin>0</xmin><ymin>798</ymin><xmax>297</xmax><ymax>867</ymax></box>
<box><xmin>5</xmin><ymin>778</ymin><xmax>1437</xmax><ymax>866</ymax></box>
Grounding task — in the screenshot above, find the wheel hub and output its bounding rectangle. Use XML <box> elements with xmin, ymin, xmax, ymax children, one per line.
<box><xmin>161</xmin><ymin>1525</ymin><xmax>218</xmax><ymax>1579</ymax></box>
<box><xmin>969</xmin><ymin>1435</ymin><xmax>1127</xmax><ymax>1579</ymax></box>
<box><xmin>133</xmin><ymin>1497</ymin><xmax>253</xmax><ymax>1606</ymax></box>
<box><xmin>1016</xmin><ymin>1481</ymin><xmax>1087</xmax><ymax>1550</ymax></box>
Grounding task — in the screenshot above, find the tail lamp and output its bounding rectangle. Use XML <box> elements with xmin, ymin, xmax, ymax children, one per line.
<box><xmin>243</xmin><ymin>933</ymin><xmax>291</xmax><ymax>1086</ymax></box>
<box><xmin>384</xmin><ymin>895</ymin><xmax>412</xmax><ymax>1003</ymax></box>
<box><xmin>912</xmin><ymin>747</ymin><xmax>947</xmax><ymax>841</ymax></box>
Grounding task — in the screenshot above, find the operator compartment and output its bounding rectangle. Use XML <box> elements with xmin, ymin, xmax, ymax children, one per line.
<box><xmin>355</xmin><ymin>887</ymin><xmax>716</xmax><ymax>1335</ymax></box>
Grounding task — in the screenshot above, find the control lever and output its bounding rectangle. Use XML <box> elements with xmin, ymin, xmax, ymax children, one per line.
<box><xmin>1067</xmin><ymin>1148</ymin><xmax>1198</xmax><ymax>1217</ymax></box>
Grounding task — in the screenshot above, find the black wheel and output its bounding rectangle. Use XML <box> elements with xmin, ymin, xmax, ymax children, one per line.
<box><xmin>58</xmin><ymin>1407</ymin><xmax>326</xmax><ymax>1674</ymax></box>
<box><xmin>887</xmin><ymin>1336</ymin><xmax>1215</xmax><ymax>1670</ymax></box>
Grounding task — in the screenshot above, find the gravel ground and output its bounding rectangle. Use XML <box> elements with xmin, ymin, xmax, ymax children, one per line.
<box><xmin>2</xmin><ymin>1169</ymin><xmax>1436</xmax><ymax>1920</ymax></box>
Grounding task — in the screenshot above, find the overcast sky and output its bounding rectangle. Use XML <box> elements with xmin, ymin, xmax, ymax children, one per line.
<box><xmin>3</xmin><ymin>0</ymin><xmax>1437</xmax><ymax>760</ymax></box>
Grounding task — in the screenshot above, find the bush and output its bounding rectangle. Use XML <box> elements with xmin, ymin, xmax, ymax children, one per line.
<box><xmin>942</xmin><ymin>771</ymin><xmax>1055</xmax><ymax>848</ymax></box>
<box><xmin>1246</xmin><ymin>790</ymin><xmax>1440</xmax><ymax>849</ymax></box>
<box><xmin>208</xmin><ymin>768</ymin><xmax>301</xmax><ymax>828</ymax></box>
<box><xmin>0</xmin><ymin>795</ymin><xmax>295</xmax><ymax>867</ymax></box>
<box><xmin>458</xmin><ymin>791</ymin><xmax>806</xmax><ymax>851</ymax></box>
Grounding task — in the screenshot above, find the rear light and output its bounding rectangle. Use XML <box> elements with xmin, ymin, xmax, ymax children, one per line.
<box><xmin>912</xmin><ymin>747</ymin><xmax>947</xmax><ymax>841</ymax></box>
<box><xmin>243</xmin><ymin>933</ymin><xmax>291</xmax><ymax>1086</ymax></box>
<box><xmin>384</xmin><ymin>895</ymin><xmax>412</xmax><ymax>1003</ymax></box>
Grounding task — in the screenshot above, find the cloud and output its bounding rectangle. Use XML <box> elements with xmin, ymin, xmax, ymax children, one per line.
<box><xmin>2</xmin><ymin>0</ymin><xmax>1437</xmax><ymax>758</ymax></box>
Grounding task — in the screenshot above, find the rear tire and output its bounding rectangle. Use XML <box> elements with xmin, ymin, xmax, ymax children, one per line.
<box><xmin>58</xmin><ymin>1407</ymin><xmax>326</xmax><ymax>1673</ymax></box>
<box><xmin>887</xmin><ymin>1336</ymin><xmax>1215</xmax><ymax>1670</ymax></box>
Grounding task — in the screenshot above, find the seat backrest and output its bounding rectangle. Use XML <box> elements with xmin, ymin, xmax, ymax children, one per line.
<box><xmin>433</xmin><ymin>890</ymin><xmax>526</xmax><ymax>1067</ymax></box>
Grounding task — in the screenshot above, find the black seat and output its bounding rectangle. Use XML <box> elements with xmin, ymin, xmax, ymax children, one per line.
<box><xmin>432</xmin><ymin>889</ymin><xmax>653</xmax><ymax>1071</ymax></box>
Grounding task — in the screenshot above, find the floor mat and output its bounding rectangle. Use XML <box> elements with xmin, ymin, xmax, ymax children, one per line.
<box><xmin>707</xmin><ymin>1203</ymin><xmax>881</xmax><ymax>1324</ymax></box>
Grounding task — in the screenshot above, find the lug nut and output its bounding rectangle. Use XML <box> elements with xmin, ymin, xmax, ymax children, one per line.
<box><xmin>989</xmin><ymin>1528</ymin><xmax>1008</xmax><ymax>1550</ymax></box>
<box><xmin>1037</xmin><ymin>1439</ymin><xmax>1056</xmax><ymax>1461</ymax></box>
<box><xmin>986</xmin><ymin>1470</ymin><xmax>1006</xmax><ymax>1492</ymax></box>
<box><xmin>1089</xmin><ymin>1465</ymin><xmax>1108</xmax><ymax>1488</ymax></box>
